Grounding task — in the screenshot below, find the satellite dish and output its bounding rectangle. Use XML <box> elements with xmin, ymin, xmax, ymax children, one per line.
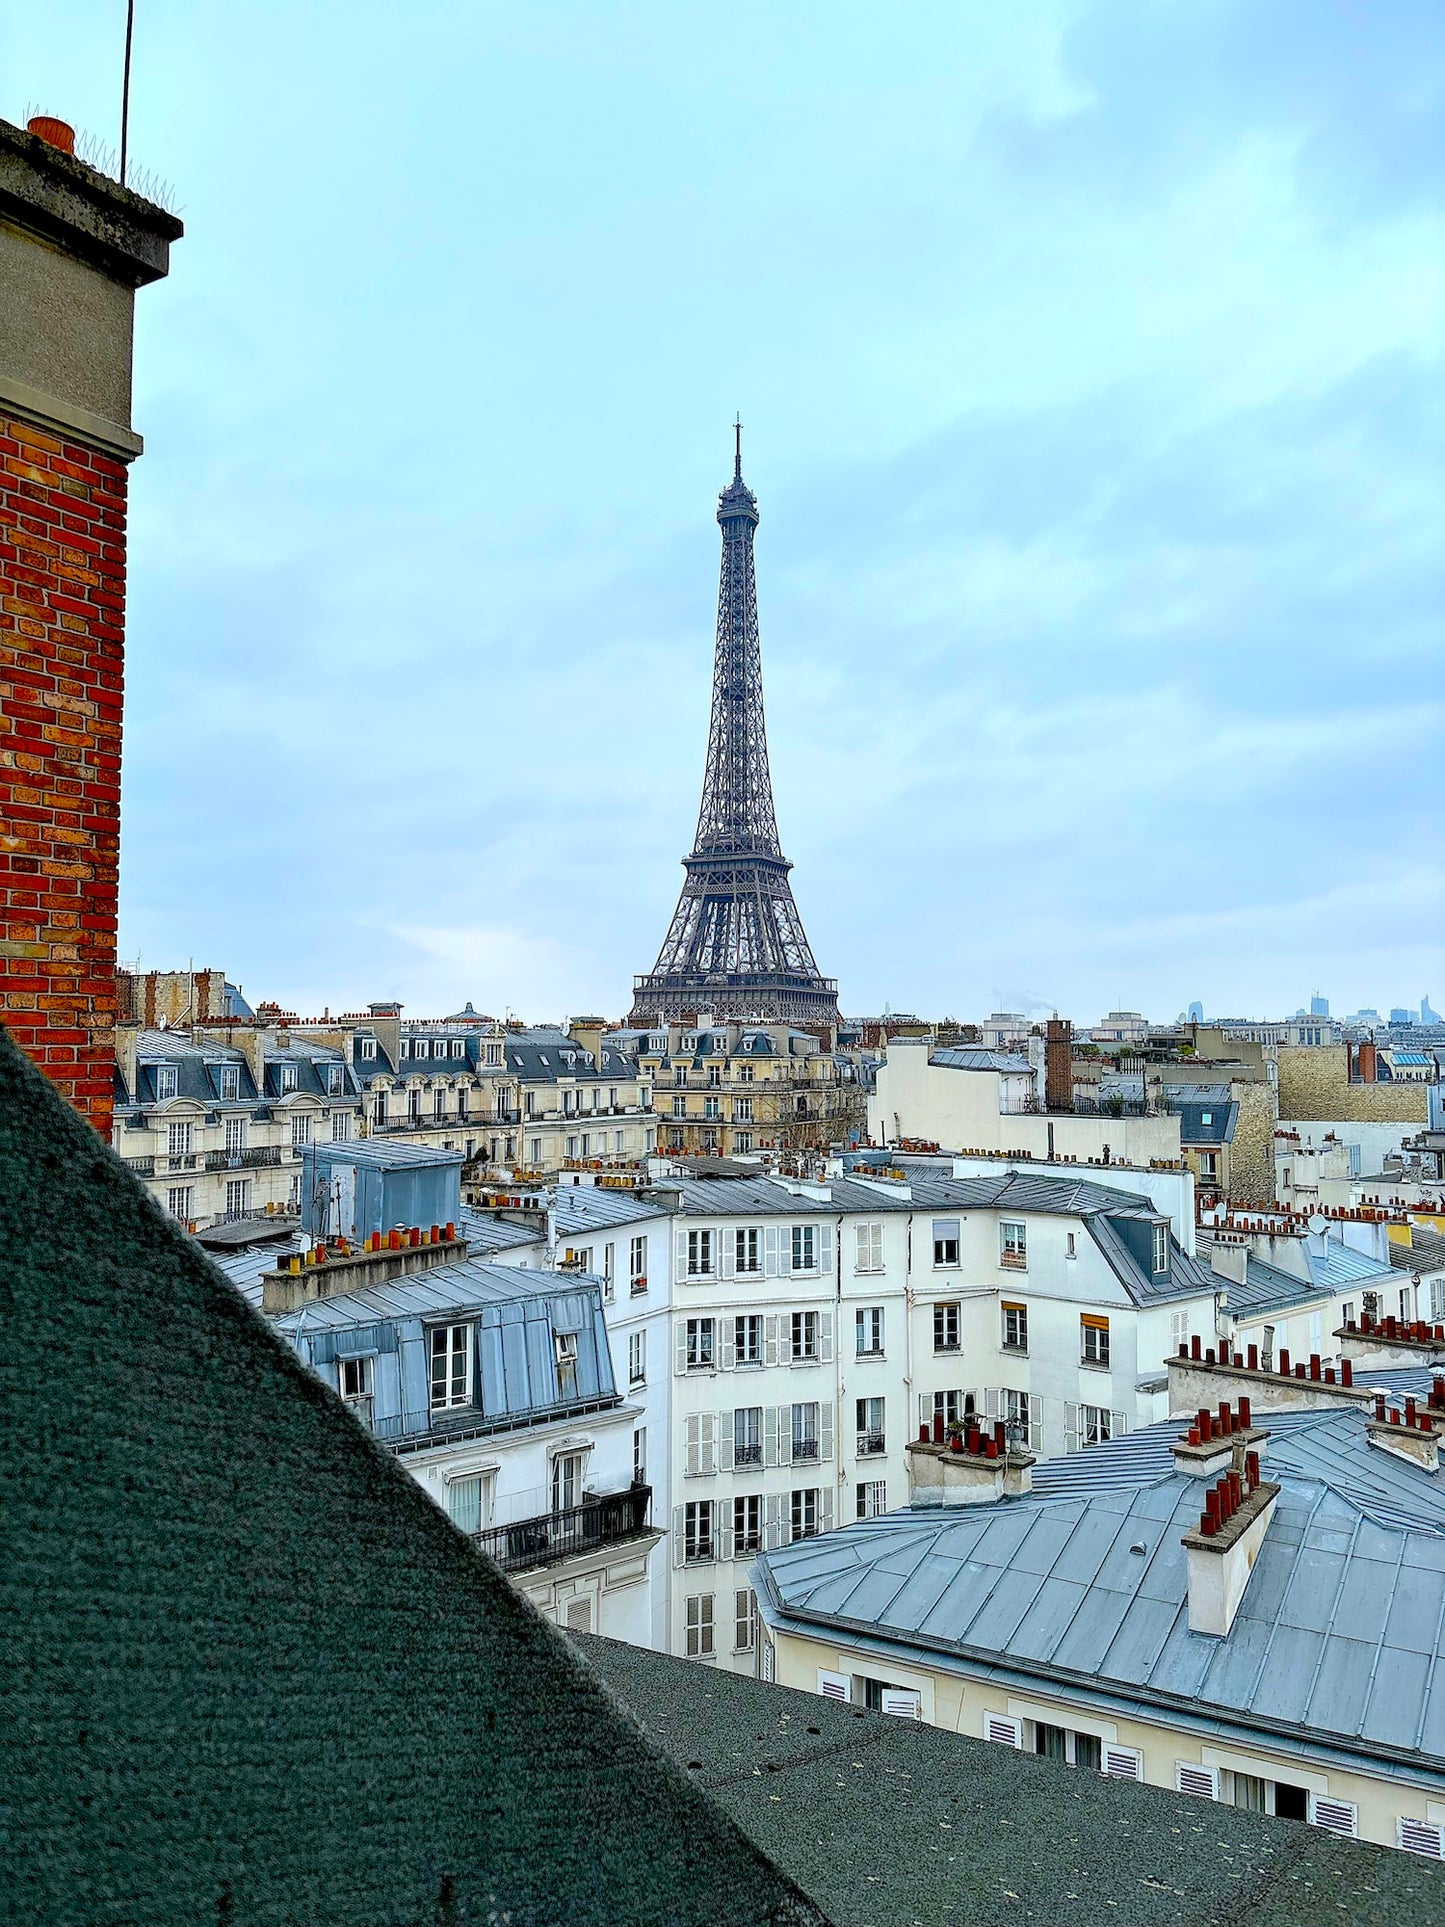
<box><xmin>1307</xmin><ymin>1214</ymin><xmax>1329</xmax><ymax>1236</ymax></box>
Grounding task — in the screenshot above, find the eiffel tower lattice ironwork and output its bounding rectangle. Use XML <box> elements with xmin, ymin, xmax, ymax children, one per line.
<box><xmin>629</xmin><ymin>430</ymin><xmax>840</xmax><ymax>1028</ymax></box>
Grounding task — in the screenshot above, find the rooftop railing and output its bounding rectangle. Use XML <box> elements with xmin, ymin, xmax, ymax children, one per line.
<box><xmin>471</xmin><ymin>1482</ymin><xmax>652</xmax><ymax>1573</ymax></box>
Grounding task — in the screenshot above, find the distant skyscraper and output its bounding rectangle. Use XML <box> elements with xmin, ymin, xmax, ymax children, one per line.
<box><xmin>1421</xmin><ymin>995</ymin><xmax>1440</xmax><ymax>1025</ymax></box>
<box><xmin>1186</xmin><ymin>1001</ymin><xmax>1204</xmax><ymax>1023</ymax></box>
<box><xmin>1309</xmin><ymin>993</ymin><xmax>1330</xmax><ymax>1018</ymax></box>
<box><xmin>629</xmin><ymin>433</ymin><xmax>839</xmax><ymax>1028</ymax></box>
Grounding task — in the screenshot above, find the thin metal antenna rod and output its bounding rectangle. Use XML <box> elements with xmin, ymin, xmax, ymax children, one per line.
<box><xmin>734</xmin><ymin>414</ymin><xmax>742</xmax><ymax>481</ymax></box>
<box><xmin>120</xmin><ymin>0</ymin><xmax>136</xmax><ymax>186</ymax></box>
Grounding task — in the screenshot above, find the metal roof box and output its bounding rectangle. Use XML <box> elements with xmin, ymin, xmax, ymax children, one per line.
<box><xmin>301</xmin><ymin>1139</ymin><xmax>463</xmax><ymax>1243</ymax></box>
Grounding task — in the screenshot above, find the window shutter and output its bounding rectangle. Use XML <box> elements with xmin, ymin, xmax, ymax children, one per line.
<box><xmin>764</xmin><ymin>1493</ymin><xmax>785</xmax><ymax>1549</ymax></box>
<box><xmin>918</xmin><ymin>1391</ymin><xmax>932</xmax><ymax>1428</ymax></box>
<box><xmin>779</xmin><ymin>1314</ymin><xmax>793</xmax><ymax>1364</ymax></box>
<box><xmin>672</xmin><ymin>1505</ymin><xmax>686</xmax><ymax>1567</ymax></box>
<box><xmin>1175</xmin><ymin>1764</ymin><xmax>1218</xmax><ymax>1800</ymax></box>
<box><xmin>764</xmin><ymin>1315</ymin><xmax>780</xmax><ymax>1366</ymax></box>
<box><xmin>819</xmin><ymin>1401</ymin><xmax>834</xmax><ymax>1463</ymax></box>
<box><xmin>718</xmin><ymin>1413</ymin><xmax>735</xmax><ymax>1473</ymax></box>
<box><xmin>880</xmin><ymin>1688</ymin><xmax>921</xmax><ymax>1720</ymax></box>
<box><xmin>1064</xmin><ymin>1402</ymin><xmax>1080</xmax><ymax>1453</ymax></box>
<box><xmin>719</xmin><ymin>1521</ymin><xmax>736</xmax><ymax>1562</ymax></box>
<box><xmin>685</xmin><ymin>1415</ymin><xmax>701</xmax><ymax>1477</ymax></box>
<box><xmin>984</xmin><ymin>1387</ymin><xmax>999</xmax><ymax>1419</ymax></box>
<box><xmin>1111</xmin><ymin>1410</ymin><xmax>1128</xmax><ymax>1438</ymax></box>
<box><xmin>675</xmin><ymin>1321</ymin><xmax>690</xmax><ymax>1377</ymax></box>
<box><xmin>1309</xmin><ymin>1796</ymin><xmax>1358</xmax><ymax>1838</ymax></box>
<box><xmin>855</xmin><ymin>1224</ymin><xmax>869</xmax><ymax>1272</ymax></box>
<box><xmin>1398</xmin><ymin>1819</ymin><xmax>1445</xmax><ymax>1858</ymax></box>
<box><xmin>872</xmin><ymin>1225</ymin><xmax>884</xmax><ymax>1270</ymax></box>
<box><xmin>819</xmin><ymin>1486</ymin><xmax>834</xmax><ymax>1534</ymax></box>
<box><xmin>1029</xmin><ymin>1417</ymin><xmax>1044</xmax><ymax>1455</ymax></box>
<box><xmin>819</xmin><ymin>1223</ymin><xmax>834</xmax><ymax>1275</ymax></box>
<box><xmin>765</xmin><ymin>1405</ymin><xmax>781</xmax><ymax>1467</ymax></box>
<box><xmin>777</xmin><ymin>1406</ymin><xmax>793</xmax><ymax>1468</ymax></box>
<box><xmin>700</xmin><ymin>1411</ymin><xmax>717</xmax><ymax>1476</ymax></box>
<box><xmin>764</xmin><ymin>1225</ymin><xmax>779</xmax><ymax>1276</ymax></box>
<box><xmin>719</xmin><ymin>1319</ymin><xmax>736</xmax><ymax>1370</ymax></box>
<box><xmin>1102</xmin><ymin>1746</ymin><xmax>1142</xmax><ymax>1781</ymax></box>
<box><xmin>817</xmin><ymin>1669</ymin><xmax>851</xmax><ymax>1702</ymax></box>
<box><xmin>818</xmin><ymin>1310</ymin><xmax>834</xmax><ymax>1363</ymax></box>
<box><xmin>761</xmin><ymin>1636</ymin><xmax>775</xmax><ymax>1682</ymax></box>
<box><xmin>985</xmin><ymin>1714</ymin><xmax>1022</xmax><ymax>1747</ymax></box>
<box><xmin>675</xmin><ymin>1229</ymin><xmax>688</xmax><ymax>1280</ymax></box>
<box><xmin>720</xmin><ymin>1232</ymin><xmax>735</xmax><ymax>1280</ymax></box>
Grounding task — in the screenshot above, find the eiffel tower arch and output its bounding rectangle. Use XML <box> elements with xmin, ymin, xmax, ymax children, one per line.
<box><xmin>629</xmin><ymin>433</ymin><xmax>840</xmax><ymax>1028</ymax></box>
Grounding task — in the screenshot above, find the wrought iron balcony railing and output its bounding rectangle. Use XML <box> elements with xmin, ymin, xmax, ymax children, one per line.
<box><xmin>471</xmin><ymin>1482</ymin><xmax>653</xmax><ymax>1573</ymax></box>
<box><xmin>856</xmin><ymin>1431</ymin><xmax>886</xmax><ymax>1457</ymax></box>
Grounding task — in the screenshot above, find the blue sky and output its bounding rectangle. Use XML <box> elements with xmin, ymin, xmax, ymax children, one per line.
<box><xmin>9</xmin><ymin>1</ymin><xmax>1442</xmax><ymax>1024</ymax></box>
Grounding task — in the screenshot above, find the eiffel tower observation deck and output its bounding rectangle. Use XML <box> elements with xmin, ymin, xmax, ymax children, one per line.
<box><xmin>629</xmin><ymin>432</ymin><xmax>840</xmax><ymax>1029</ymax></box>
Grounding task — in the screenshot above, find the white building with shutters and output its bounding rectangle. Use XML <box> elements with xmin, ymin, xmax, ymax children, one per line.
<box><xmin>753</xmin><ymin>1399</ymin><xmax>1445</xmax><ymax>1857</ymax></box>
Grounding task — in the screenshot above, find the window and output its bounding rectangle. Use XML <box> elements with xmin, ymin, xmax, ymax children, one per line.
<box><xmin>790</xmin><ymin>1309</ymin><xmax>819</xmax><ymax>1361</ymax></box>
<box><xmin>485</xmin><ymin>1041</ymin><xmax>502</xmax><ymax>1067</ymax></box>
<box><xmin>734</xmin><ymin>1226</ymin><xmax>760</xmax><ymax>1274</ymax></box>
<box><xmin>687</xmin><ymin>1229</ymin><xmax>714</xmax><ymax>1276</ymax></box>
<box><xmin>791</xmin><ymin>1402</ymin><xmax>820</xmax><ymax>1462</ymax></box>
<box><xmin>224</xmin><ymin>1177</ymin><xmax>250</xmax><ymax>1221</ymax></box>
<box><xmin>338</xmin><ymin>1354</ymin><xmax>374</xmax><ymax>1419</ymax></box>
<box><xmin>373</xmin><ymin>1092</ymin><xmax>388</xmax><ymax>1126</ymax></box>
<box><xmin>734</xmin><ymin>1588</ymin><xmax>758</xmax><ymax>1653</ymax></box>
<box><xmin>628</xmin><ymin>1330</ymin><xmax>646</xmax><ymax>1385</ymax></box>
<box><xmin>1079</xmin><ymin>1403</ymin><xmax>1112</xmax><ymax>1445</ymax></box>
<box><xmin>738</xmin><ymin>1063</ymin><xmax>753</xmax><ymax>1084</ymax></box>
<box><xmin>855</xmin><ymin>1223</ymin><xmax>884</xmax><ymax>1273</ymax></box>
<box><xmin>932</xmin><ymin>1218</ymin><xmax>960</xmax><ymax>1267</ymax></box>
<box><xmin>933</xmin><ymin>1302</ymin><xmax>960</xmax><ymax>1353</ymax></box>
<box><xmin>856</xmin><ymin>1395</ymin><xmax>885</xmax><ymax>1455</ymax></box>
<box><xmin>554</xmin><ymin>1330</ymin><xmax>578</xmax><ymax>1399</ymax></box>
<box><xmin>629</xmin><ymin>1235</ymin><xmax>647</xmax><ymax>1293</ymax></box>
<box><xmin>153</xmin><ymin>1065</ymin><xmax>178</xmax><ymax>1100</ymax></box>
<box><xmin>433</xmin><ymin>1087</ymin><xmax>446</xmax><ymax>1121</ymax></box>
<box><xmin>708</xmin><ymin>1064</ymin><xmax>722</xmax><ymax>1087</ymax></box>
<box><xmin>327</xmin><ymin>1064</ymin><xmax>345</xmax><ymax>1096</ymax></box>
<box><xmin>686</xmin><ymin>1317</ymin><xmax>716</xmax><ymax>1370</ymax></box>
<box><xmin>855</xmin><ymin>1305</ymin><xmax>884</xmax><ymax>1356</ymax></box>
<box><xmin>733</xmin><ymin>1097</ymin><xmax>753</xmax><ymax>1123</ymax></box>
<box><xmin>451</xmin><ymin>1038</ymin><xmax>465</xmax><ymax>1058</ymax></box>
<box><xmin>685</xmin><ymin>1593</ymin><xmax>715</xmax><ymax>1658</ymax></box>
<box><xmin>683</xmin><ymin>1500</ymin><xmax>714</xmax><ymax>1562</ymax></box>
<box><xmin>857</xmin><ymin>1479</ymin><xmax>887</xmax><ymax>1519</ymax></box>
<box><xmin>1152</xmin><ymin>1223</ymin><xmax>1169</xmax><ymax>1273</ymax></box>
<box><xmin>1033</xmin><ymin>1723</ymin><xmax>1102</xmax><ymax>1771</ymax></box>
<box><xmin>1081</xmin><ymin>1315</ymin><xmax>1110</xmax><ymax>1368</ymax></box>
<box><xmin>932</xmin><ymin>1389</ymin><xmax>967</xmax><ymax>1430</ymax></box>
<box><xmin>552</xmin><ymin>1450</ymin><xmax>586</xmax><ymax>1512</ymax></box>
<box><xmin>278</xmin><ymin>1065</ymin><xmax>297</xmax><ymax>1093</ymax></box>
<box><xmin>429</xmin><ymin>1324</ymin><xmax>471</xmax><ymax>1409</ymax></box>
<box><xmin>1066</xmin><ymin>1231</ymin><xmax>1076</xmax><ymax>1259</ymax></box>
<box><xmin>734</xmin><ymin>1314</ymin><xmax>763</xmax><ymax>1366</ymax></box>
<box><xmin>1002</xmin><ymin>1302</ymin><xmax>1028</xmax><ymax>1352</ymax></box>
<box><xmin>565</xmin><ymin>1136</ymin><xmax>579</xmax><ymax>1159</ymax></box>
<box><xmin>703</xmin><ymin>1097</ymin><xmax>720</xmax><ymax>1120</ymax></box>
<box><xmin>632</xmin><ymin>1425</ymin><xmax>647</xmax><ymax>1485</ymax></box>
<box><xmin>224</xmin><ymin>1114</ymin><xmax>246</xmax><ymax>1155</ymax></box>
<box><xmin>672</xmin><ymin>1095</ymin><xmax>687</xmax><ymax>1118</ymax></box>
<box><xmin>733</xmin><ymin>1406</ymin><xmax>763</xmax><ymax>1467</ymax></box>
<box><xmin>1400</xmin><ymin>1285</ymin><xmax>1413</xmax><ymax>1323</ymax></box>
<box><xmin>331</xmin><ymin>1111</ymin><xmax>351</xmax><ymax>1142</ymax></box>
<box><xmin>446</xmin><ymin>1472</ymin><xmax>491</xmax><ymax>1533</ymax></box>
<box><xmin>1003</xmin><ymin>1389</ymin><xmax>1031</xmax><ymax>1435</ymax></box>
<box><xmin>733</xmin><ymin>1493</ymin><xmax>762</xmax><ymax>1552</ymax></box>
<box><xmin>1170</xmin><ymin>1309</ymin><xmax>1189</xmax><ymax>1353</ymax></box>
<box><xmin>733</xmin><ymin>1131</ymin><xmax>753</xmax><ymax>1153</ymax></box>
<box><xmin>359</xmin><ymin>1036</ymin><xmax>377</xmax><ymax>1061</ymax></box>
<box><xmin>408</xmin><ymin>1088</ymin><xmax>422</xmax><ymax>1123</ymax></box>
<box><xmin>1000</xmin><ymin>1220</ymin><xmax>1027</xmax><ymax>1270</ymax></box>
<box><xmin>217</xmin><ymin>1064</ymin><xmax>239</xmax><ymax>1101</ymax></box>
<box><xmin>1433</xmin><ymin>1278</ymin><xmax>1445</xmax><ymax>1323</ymax></box>
<box><xmin>166</xmin><ymin>1185</ymin><xmax>192</xmax><ymax>1220</ymax></box>
<box><xmin>291</xmin><ymin>1113</ymin><xmax>312</xmax><ymax>1148</ymax></box>
<box><xmin>167</xmin><ymin>1120</ymin><xmax>193</xmax><ymax>1159</ymax></box>
<box><xmin>789</xmin><ymin>1488</ymin><xmax>819</xmax><ymax>1542</ymax></box>
<box><xmin>790</xmin><ymin>1224</ymin><xmax>818</xmax><ymax>1272</ymax></box>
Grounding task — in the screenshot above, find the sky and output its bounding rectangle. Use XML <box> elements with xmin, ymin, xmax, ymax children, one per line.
<box><xmin>7</xmin><ymin>1</ymin><xmax>1443</xmax><ymax>1026</ymax></box>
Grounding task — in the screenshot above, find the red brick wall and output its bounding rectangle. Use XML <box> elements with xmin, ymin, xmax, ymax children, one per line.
<box><xmin>0</xmin><ymin>411</ymin><xmax>126</xmax><ymax>1137</ymax></box>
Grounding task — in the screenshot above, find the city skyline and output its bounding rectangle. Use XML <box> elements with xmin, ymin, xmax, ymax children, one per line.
<box><xmin>9</xmin><ymin>1</ymin><xmax>1442</xmax><ymax>1022</ymax></box>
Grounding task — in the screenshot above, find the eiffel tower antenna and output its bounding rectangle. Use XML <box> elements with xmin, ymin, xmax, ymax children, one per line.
<box><xmin>629</xmin><ymin>432</ymin><xmax>840</xmax><ymax>1028</ymax></box>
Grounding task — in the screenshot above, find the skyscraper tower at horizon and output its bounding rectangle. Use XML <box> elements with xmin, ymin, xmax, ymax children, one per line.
<box><xmin>628</xmin><ymin>433</ymin><xmax>840</xmax><ymax>1029</ymax></box>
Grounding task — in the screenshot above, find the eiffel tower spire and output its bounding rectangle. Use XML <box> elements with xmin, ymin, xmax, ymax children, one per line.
<box><xmin>629</xmin><ymin>434</ymin><xmax>840</xmax><ymax>1028</ymax></box>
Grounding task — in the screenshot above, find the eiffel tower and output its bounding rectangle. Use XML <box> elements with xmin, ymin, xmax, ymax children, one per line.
<box><xmin>629</xmin><ymin>430</ymin><xmax>840</xmax><ymax>1029</ymax></box>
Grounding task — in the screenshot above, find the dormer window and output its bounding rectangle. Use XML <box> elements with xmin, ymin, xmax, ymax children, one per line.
<box><xmin>486</xmin><ymin>1042</ymin><xmax>501</xmax><ymax>1066</ymax></box>
<box><xmin>450</xmin><ymin>1038</ymin><xmax>464</xmax><ymax>1058</ymax></box>
<box><xmin>539</xmin><ymin>1053</ymin><xmax>549</xmax><ymax>1066</ymax></box>
<box><xmin>430</xmin><ymin>1325</ymin><xmax>472</xmax><ymax>1410</ymax></box>
<box><xmin>1152</xmin><ymin>1223</ymin><xmax>1169</xmax><ymax>1273</ymax></box>
<box><xmin>278</xmin><ymin>1065</ymin><xmax>297</xmax><ymax>1093</ymax></box>
<box><xmin>359</xmin><ymin>1035</ymin><xmax>377</xmax><ymax>1061</ymax></box>
<box><xmin>326</xmin><ymin>1064</ymin><xmax>344</xmax><ymax>1096</ymax></box>
<box><xmin>398</xmin><ymin>1039</ymin><xmax>410</xmax><ymax>1059</ymax></box>
<box><xmin>216</xmin><ymin>1065</ymin><xmax>239</xmax><ymax>1101</ymax></box>
<box><xmin>153</xmin><ymin>1066</ymin><xmax>178</xmax><ymax>1101</ymax></box>
<box><xmin>554</xmin><ymin>1330</ymin><xmax>579</xmax><ymax>1399</ymax></box>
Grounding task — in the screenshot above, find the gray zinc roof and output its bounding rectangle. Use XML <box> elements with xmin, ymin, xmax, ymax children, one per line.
<box><xmin>270</xmin><ymin>1258</ymin><xmax>577</xmax><ymax>1333</ymax></box>
<box><xmin>929</xmin><ymin>1047</ymin><xmax>1032</xmax><ymax>1074</ymax></box>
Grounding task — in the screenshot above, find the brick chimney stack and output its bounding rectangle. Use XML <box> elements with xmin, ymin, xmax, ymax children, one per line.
<box><xmin>1044</xmin><ymin>1015</ymin><xmax>1073</xmax><ymax>1113</ymax></box>
<box><xmin>0</xmin><ymin>116</ymin><xmax>181</xmax><ymax>1135</ymax></box>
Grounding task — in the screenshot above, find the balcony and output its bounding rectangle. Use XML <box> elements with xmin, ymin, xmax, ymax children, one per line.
<box><xmin>165</xmin><ymin>1153</ymin><xmax>198</xmax><ymax>1172</ymax></box>
<box><xmin>734</xmin><ymin>1442</ymin><xmax>763</xmax><ymax>1467</ymax></box>
<box><xmin>205</xmin><ymin>1145</ymin><xmax>284</xmax><ymax>1171</ymax></box>
<box><xmin>999</xmin><ymin>1251</ymin><xmax>1027</xmax><ymax>1272</ymax></box>
<box><xmin>124</xmin><ymin>1155</ymin><xmax>156</xmax><ymax>1176</ymax></box>
<box><xmin>791</xmin><ymin>1439</ymin><xmax>819</xmax><ymax>1463</ymax></box>
<box><xmin>856</xmin><ymin>1431</ymin><xmax>886</xmax><ymax>1458</ymax></box>
<box><xmin>471</xmin><ymin>1482</ymin><xmax>653</xmax><ymax>1573</ymax></box>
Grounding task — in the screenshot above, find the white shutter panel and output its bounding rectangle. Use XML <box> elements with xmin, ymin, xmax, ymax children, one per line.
<box><xmin>985</xmin><ymin>1714</ymin><xmax>1022</xmax><ymax>1747</ymax></box>
<box><xmin>779</xmin><ymin>1314</ymin><xmax>793</xmax><ymax>1364</ymax></box>
<box><xmin>764</xmin><ymin>1492</ymin><xmax>785</xmax><ymax>1549</ymax></box>
<box><xmin>671</xmin><ymin>1505</ymin><xmax>686</xmax><ymax>1568</ymax></box>
<box><xmin>819</xmin><ymin>1223</ymin><xmax>834</xmax><ymax>1276</ymax></box>
<box><xmin>817</xmin><ymin>1669</ymin><xmax>850</xmax><ymax>1703</ymax></box>
<box><xmin>765</xmin><ymin>1405</ymin><xmax>781</xmax><ymax>1467</ymax></box>
<box><xmin>719</xmin><ymin>1519</ymin><xmax>736</xmax><ymax>1562</ymax></box>
<box><xmin>880</xmin><ymin>1688</ymin><xmax>921</xmax><ymax>1720</ymax></box>
<box><xmin>761</xmin><ymin>1636</ymin><xmax>775</xmax><ymax>1682</ymax></box>
<box><xmin>1310</xmin><ymin>1797</ymin><xmax>1359</xmax><ymax>1838</ymax></box>
<box><xmin>719</xmin><ymin>1318</ymin><xmax>736</xmax><ymax>1369</ymax></box>
<box><xmin>1102</xmin><ymin>1746</ymin><xmax>1142</xmax><ymax>1781</ymax></box>
<box><xmin>764</xmin><ymin>1225</ymin><xmax>779</xmax><ymax>1276</ymax></box>
<box><xmin>984</xmin><ymin>1387</ymin><xmax>999</xmax><ymax>1419</ymax></box>
<box><xmin>700</xmin><ymin>1411</ymin><xmax>717</xmax><ymax>1476</ymax></box>
<box><xmin>675</xmin><ymin>1229</ymin><xmax>689</xmax><ymax>1280</ymax></box>
<box><xmin>1029</xmin><ymin>1417</ymin><xmax>1044</xmax><ymax>1455</ymax></box>
<box><xmin>718</xmin><ymin>1412</ymin><xmax>735</xmax><ymax>1474</ymax></box>
<box><xmin>871</xmin><ymin>1224</ymin><xmax>884</xmax><ymax>1271</ymax></box>
<box><xmin>1398</xmin><ymin>1819</ymin><xmax>1445</xmax><ymax>1858</ymax></box>
<box><xmin>818</xmin><ymin>1310</ymin><xmax>834</xmax><ymax>1363</ymax></box>
<box><xmin>778</xmin><ymin>1406</ymin><xmax>794</xmax><ymax>1468</ymax></box>
<box><xmin>1175</xmin><ymin>1764</ymin><xmax>1218</xmax><ymax>1800</ymax></box>
<box><xmin>819</xmin><ymin>1486</ymin><xmax>834</xmax><ymax>1533</ymax></box>
<box><xmin>1112</xmin><ymin>1410</ymin><xmax>1128</xmax><ymax>1438</ymax></box>
<box><xmin>819</xmin><ymin>1401</ymin><xmax>834</xmax><ymax>1463</ymax></box>
<box><xmin>854</xmin><ymin>1224</ymin><xmax>868</xmax><ymax>1272</ymax></box>
<box><xmin>764</xmin><ymin>1315</ymin><xmax>780</xmax><ymax>1366</ymax></box>
<box><xmin>685</xmin><ymin>1415</ymin><xmax>701</xmax><ymax>1478</ymax></box>
<box><xmin>675</xmin><ymin>1321</ymin><xmax>690</xmax><ymax>1376</ymax></box>
<box><xmin>918</xmin><ymin>1391</ymin><xmax>931</xmax><ymax>1429</ymax></box>
<box><xmin>720</xmin><ymin>1231</ymin><xmax>735</xmax><ymax>1280</ymax></box>
<box><xmin>1064</xmin><ymin>1402</ymin><xmax>1080</xmax><ymax>1453</ymax></box>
